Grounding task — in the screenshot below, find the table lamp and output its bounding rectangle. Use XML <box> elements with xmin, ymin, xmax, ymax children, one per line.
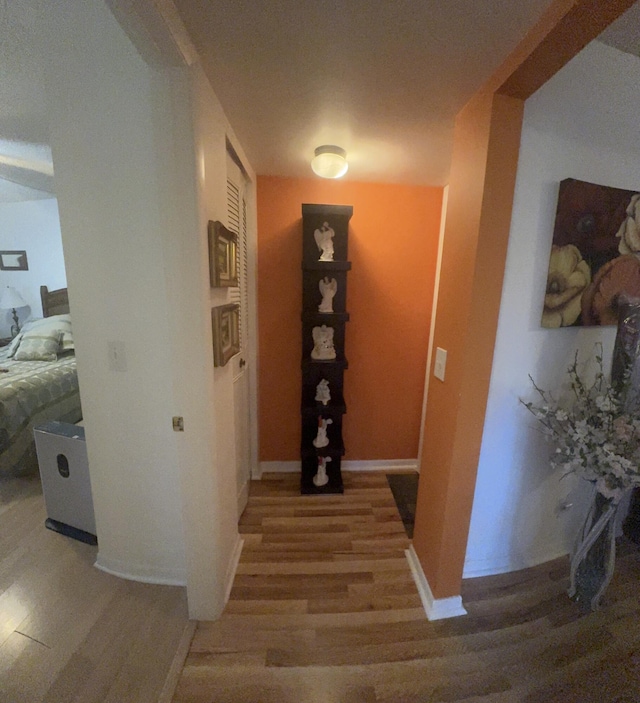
<box><xmin>0</xmin><ymin>286</ymin><xmax>27</xmax><ymax>337</ymax></box>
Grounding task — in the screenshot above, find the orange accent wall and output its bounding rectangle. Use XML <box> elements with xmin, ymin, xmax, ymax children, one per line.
<box><xmin>257</xmin><ymin>177</ymin><xmax>443</xmax><ymax>462</ymax></box>
<box><xmin>411</xmin><ymin>0</ymin><xmax>637</xmax><ymax>601</ymax></box>
<box><xmin>412</xmin><ymin>91</ymin><xmax>524</xmax><ymax>598</ymax></box>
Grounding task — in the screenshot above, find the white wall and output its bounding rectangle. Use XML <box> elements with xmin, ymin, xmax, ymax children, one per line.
<box><xmin>26</xmin><ymin>0</ymin><xmax>255</xmax><ymax>618</ymax></box>
<box><xmin>464</xmin><ymin>41</ymin><xmax>640</xmax><ymax>577</ymax></box>
<box><xmin>160</xmin><ymin>60</ymin><xmax>257</xmax><ymax>616</ymax></box>
<box><xmin>0</xmin><ymin>198</ymin><xmax>66</xmax><ymax>336</ymax></box>
<box><xmin>36</xmin><ymin>0</ymin><xmax>188</xmax><ymax>585</ymax></box>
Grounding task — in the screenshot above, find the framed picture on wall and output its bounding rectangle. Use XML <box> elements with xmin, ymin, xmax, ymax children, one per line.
<box><xmin>208</xmin><ymin>220</ymin><xmax>238</xmax><ymax>287</ymax></box>
<box><xmin>212</xmin><ymin>303</ymin><xmax>240</xmax><ymax>367</ymax></box>
<box><xmin>0</xmin><ymin>251</ymin><xmax>28</xmax><ymax>271</ymax></box>
<box><xmin>542</xmin><ymin>178</ymin><xmax>640</xmax><ymax>328</ymax></box>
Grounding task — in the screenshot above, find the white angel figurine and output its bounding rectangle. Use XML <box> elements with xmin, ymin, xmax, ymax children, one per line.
<box><xmin>318</xmin><ymin>277</ymin><xmax>337</xmax><ymax>313</ymax></box>
<box><xmin>315</xmin><ymin>379</ymin><xmax>331</xmax><ymax>405</ymax></box>
<box><xmin>311</xmin><ymin>325</ymin><xmax>336</xmax><ymax>360</ymax></box>
<box><xmin>314</xmin><ymin>222</ymin><xmax>335</xmax><ymax>262</ymax></box>
<box><xmin>312</xmin><ymin>417</ymin><xmax>333</xmax><ymax>448</ymax></box>
<box><xmin>313</xmin><ymin>456</ymin><xmax>331</xmax><ymax>487</ymax></box>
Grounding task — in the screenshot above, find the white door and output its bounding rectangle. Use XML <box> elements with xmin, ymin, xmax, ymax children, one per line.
<box><xmin>227</xmin><ymin>154</ymin><xmax>252</xmax><ymax>517</ymax></box>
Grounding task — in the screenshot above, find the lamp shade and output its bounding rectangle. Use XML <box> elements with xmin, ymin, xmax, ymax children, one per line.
<box><xmin>311</xmin><ymin>145</ymin><xmax>348</xmax><ymax>179</ymax></box>
<box><xmin>0</xmin><ymin>286</ymin><xmax>27</xmax><ymax>310</ymax></box>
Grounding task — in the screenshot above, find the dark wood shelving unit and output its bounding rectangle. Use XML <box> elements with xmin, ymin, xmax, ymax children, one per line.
<box><xmin>300</xmin><ymin>203</ymin><xmax>353</xmax><ymax>494</ymax></box>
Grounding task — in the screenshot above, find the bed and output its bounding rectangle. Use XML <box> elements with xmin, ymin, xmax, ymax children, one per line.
<box><xmin>0</xmin><ymin>286</ymin><xmax>82</xmax><ymax>476</ymax></box>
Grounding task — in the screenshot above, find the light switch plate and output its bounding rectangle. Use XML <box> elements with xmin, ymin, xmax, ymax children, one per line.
<box><xmin>108</xmin><ymin>340</ymin><xmax>127</xmax><ymax>372</ymax></box>
<box><xmin>434</xmin><ymin>347</ymin><xmax>447</xmax><ymax>382</ymax></box>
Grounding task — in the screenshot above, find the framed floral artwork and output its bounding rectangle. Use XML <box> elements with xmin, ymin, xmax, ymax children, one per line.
<box><xmin>212</xmin><ymin>303</ymin><xmax>240</xmax><ymax>367</ymax></box>
<box><xmin>208</xmin><ymin>220</ymin><xmax>238</xmax><ymax>287</ymax></box>
<box><xmin>542</xmin><ymin>178</ymin><xmax>640</xmax><ymax>328</ymax></box>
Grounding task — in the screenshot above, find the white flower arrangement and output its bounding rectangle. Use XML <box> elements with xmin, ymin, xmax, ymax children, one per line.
<box><xmin>522</xmin><ymin>345</ymin><xmax>640</xmax><ymax>504</ymax></box>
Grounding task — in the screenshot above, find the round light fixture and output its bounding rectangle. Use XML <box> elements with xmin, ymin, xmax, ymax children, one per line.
<box><xmin>311</xmin><ymin>145</ymin><xmax>348</xmax><ymax>179</ymax></box>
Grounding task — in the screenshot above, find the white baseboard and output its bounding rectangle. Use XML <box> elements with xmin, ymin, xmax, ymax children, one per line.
<box><xmin>259</xmin><ymin>461</ymin><xmax>298</xmax><ymax>473</ymax></box>
<box><xmin>224</xmin><ymin>535</ymin><xmax>244</xmax><ymax>605</ymax></box>
<box><xmin>462</xmin><ymin>545</ymin><xmax>572</xmax><ymax>580</ymax></box>
<box><xmin>344</xmin><ymin>459</ymin><xmax>419</xmax><ymax>472</ymax></box>
<box><xmin>94</xmin><ymin>553</ymin><xmax>187</xmax><ymax>586</ymax></box>
<box><xmin>462</xmin><ymin>558</ymin><xmax>517</xmax><ymax>579</ymax></box>
<box><xmin>259</xmin><ymin>459</ymin><xmax>418</xmax><ymax>474</ymax></box>
<box><xmin>405</xmin><ymin>545</ymin><xmax>467</xmax><ymax>621</ymax></box>
<box><xmin>251</xmin><ymin>463</ymin><xmax>262</xmax><ymax>480</ymax></box>
<box><xmin>237</xmin><ymin>480</ymin><xmax>249</xmax><ymax>517</ymax></box>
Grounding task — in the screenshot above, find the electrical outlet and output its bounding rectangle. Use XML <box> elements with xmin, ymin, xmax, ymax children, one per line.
<box><xmin>172</xmin><ymin>416</ymin><xmax>184</xmax><ymax>432</ymax></box>
<box><xmin>434</xmin><ymin>347</ymin><xmax>447</xmax><ymax>382</ymax></box>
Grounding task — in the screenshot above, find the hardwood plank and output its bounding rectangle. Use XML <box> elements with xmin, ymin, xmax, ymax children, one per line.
<box><xmin>218</xmin><ymin>608</ymin><xmax>427</xmax><ymax>629</ymax></box>
<box><xmin>306</xmin><ymin>592</ymin><xmax>424</xmax><ymax>614</ymax></box>
<box><xmin>41</xmin><ymin>585</ymin><xmax>162</xmax><ymax>703</ymax></box>
<box><xmin>261</xmin><ymin>514</ymin><xmax>374</xmax><ymax>526</ymax></box>
<box><xmin>101</xmin><ymin>586</ymin><xmax>189</xmax><ymax>703</ymax></box>
<box><xmin>249</xmin><ymin>522</ymin><xmax>350</xmax><ymax>534</ymax></box>
<box><xmin>157</xmin><ymin>620</ymin><xmax>197</xmax><ymax>703</ymax></box>
<box><xmin>174</xmin><ymin>470</ymin><xmax>640</xmax><ymax>703</ymax></box>
<box><xmin>258</xmin><ymin>533</ymin><xmax>355</xmax><ymax>547</ymax></box>
<box><xmin>237</xmin><ymin>550</ymin><xmax>337</xmax><ymax>563</ymax></box>
<box><xmin>0</xmin><ymin>476</ymin><xmax>188</xmax><ymax>703</ymax></box>
<box><xmin>223</xmin><ymin>599</ymin><xmax>308</xmax><ymax>615</ymax></box>
<box><xmin>233</xmin><ymin>572</ymin><xmax>373</xmax><ymax>587</ymax></box>
<box><xmin>236</xmin><ymin>557</ymin><xmax>409</xmax><ymax>575</ymax></box>
<box><xmin>0</xmin><ymin>632</ymin><xmax>35</xmax><ymax>693</ymax></box>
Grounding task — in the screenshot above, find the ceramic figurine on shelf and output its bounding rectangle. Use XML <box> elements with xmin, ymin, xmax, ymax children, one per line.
<box><xmin>313</xmin><ymin>416</ymin><xmax>333</xmax><ymax>448</ymax></box>
<box><xmin>315</xmin><ymin>379</ymin><xmax>331</xmax><ymax>405</ymax></box>
<box><xmin>318</xmin><ymin>276</ymin><xmax>337</xmax><ymax>313</ymax></box>
<box><xmin>314</xmin><ymin>222</ymin><xmax>335</xmax><ymax>262</ymax></box>
<box><xmin>313</xmin><ymin>456</ymin><xmax>331</xmax><ymax>487</ymax></box>
<box><xmin>311</xmin><ymin>325</ymin><xmax>336</xmax><ymax>360</ymax></box>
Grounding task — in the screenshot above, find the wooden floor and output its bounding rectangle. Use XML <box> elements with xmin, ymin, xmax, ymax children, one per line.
<box><xmin>174</xmin><ymin>472</ymin><xmax>640</xmax><ymax>703</ymax></box>
<box><xmin>0</xmin><ymin>473</ymin><xmax>190</xmax><ymax>703</ymax></box>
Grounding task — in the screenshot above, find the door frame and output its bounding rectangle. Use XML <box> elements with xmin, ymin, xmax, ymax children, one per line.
<box><xmin>226</xmin><ymin>145</ymin><xmax>260</xmax><ymax>503</ymax></box>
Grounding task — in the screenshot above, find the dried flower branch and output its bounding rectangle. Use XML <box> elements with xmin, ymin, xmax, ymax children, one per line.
<box><xmin>522</xmin><ymin>344</ymin><xmax>640</xmax><ymax>503</ymax></box>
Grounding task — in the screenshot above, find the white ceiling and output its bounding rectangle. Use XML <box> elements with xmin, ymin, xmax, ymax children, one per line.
<box><xmin>0</xmin><ymin>0</ymin><xmax>639</xmax><ymax>203</ymax></box>
<box><xmin>599</xmin><ymin>1</ymin><xmax>640</xmax><ymax>58</ymax></box>
<box><xmin>0</xmin><ymin>2</ymin><xmax>53</xmax><ymax>203</ymax></box>
<box><xmin>172</xmin><ymin>0</ymin><xmax>560</xmax><ymax>185</ymax></box>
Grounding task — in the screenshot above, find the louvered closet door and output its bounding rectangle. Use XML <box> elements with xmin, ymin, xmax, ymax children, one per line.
<box><xmin>227</xmin><ymin>153</ymin><xmax>251</xmax><ymax>516</ymax></box>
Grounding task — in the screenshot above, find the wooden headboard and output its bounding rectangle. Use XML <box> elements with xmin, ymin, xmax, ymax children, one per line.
<box><xmin>40</xmin><ymin>286</ymin><xmax>70</xmax><ymax>317</ymax></box>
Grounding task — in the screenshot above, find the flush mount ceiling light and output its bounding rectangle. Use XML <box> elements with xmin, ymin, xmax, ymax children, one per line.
<box><xmin>311</xmin><ymin>145</ymin><xmax>348</xmax><ymax>179</ymax></box>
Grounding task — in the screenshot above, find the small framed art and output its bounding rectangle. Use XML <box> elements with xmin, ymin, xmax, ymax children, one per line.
<box><xmin>0</xmin><ymin>251</ymin><xmax>28</xmax><ymax>271</ymax></box>
<box><xmin>212</xmin><ymin>303</ymin><xmax>240</xmax><ymax>367</ymax></box>
<box><xmin>208</xmin><ymin>220</ymin><xmax>238</xmax><ymax>287</ymax></box>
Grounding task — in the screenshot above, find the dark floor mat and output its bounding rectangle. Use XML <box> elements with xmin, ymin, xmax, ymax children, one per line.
<box><xmin>386</xmin><ymin>472</ymin><xmax>419</xmax><ymax>538</ymax></box>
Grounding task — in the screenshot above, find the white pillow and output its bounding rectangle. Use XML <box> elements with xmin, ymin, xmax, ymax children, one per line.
<box><xmin>6</xmin><ymin>333</ymin><xmax>23</xmax><ymax>357</ymax></box>
<box><xmin>9</xmin><ymin>314</ymin><xmax>74</xmax><ymax>359</ymax></box>
<box><xmin>13</xmin><ymin>327</ymin><xmax>62</xmax><ymax>361</ymax></box>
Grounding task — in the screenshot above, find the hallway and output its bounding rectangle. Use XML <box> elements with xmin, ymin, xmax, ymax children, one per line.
<box><xmin>173</xmin><ymin>472</ymin><xmax>640</xmax><ymax>702</ymax></box>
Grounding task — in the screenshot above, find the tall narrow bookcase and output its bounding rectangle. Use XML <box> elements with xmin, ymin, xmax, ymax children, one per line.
<box><xmin>300</xmin><ymin>203</ymin><xmax>353</xmax><ymax>494</ymax></box>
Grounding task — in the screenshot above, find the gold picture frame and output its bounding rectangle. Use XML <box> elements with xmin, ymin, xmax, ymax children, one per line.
<box><xmin>212</xmin><ymin>303</ymin><xmax>240</xmax><ymax>367</ymax></box>
<box><xmin>208</xmin><ymin>220</ymin><xmax>238</xmax><ymax>287</ymax></box>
